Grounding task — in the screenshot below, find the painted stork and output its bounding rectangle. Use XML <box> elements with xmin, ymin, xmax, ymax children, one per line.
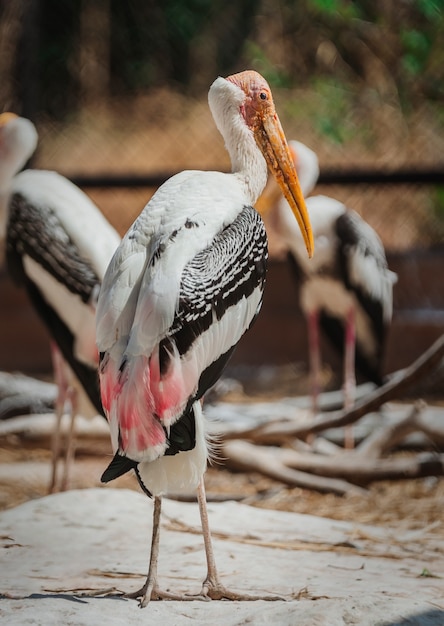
<box><xmin>259</xmin><ymin>140</ymin><xmax>396</xmax><ymax>445</ymax></box>
<box><xmin>96</xmin><ymin>70</ymin><xmax>313</xmax><ymax>606</ymax></box>
<box><xmin>0</xmin><ymin>112</ymin><xmax>121</xmax><ymax>490</ymax></box>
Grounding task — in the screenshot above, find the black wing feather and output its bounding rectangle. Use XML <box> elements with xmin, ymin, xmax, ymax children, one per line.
<box><xmin>6</xmin><ymin>193</ymin><xmax>100</xmax><ymax>302</ymax></box>
<box><xmin>105</xmin><ymin>206</ymin><xmax>268</xmax><ymax>476</ymax></box>
<box><xmin>335</xmin><ymin>210</ymin><xmax>387</xmax><ymax>343</ymax></box>
<box><xmin>6</xmin><ymin>192</ymin><xmax>104</xmax><ymax>414</ymax></box>
<box><xmin>163</xmin><ymin>205</ymin><xmax>267</xmax><ymax>378</ymax></box>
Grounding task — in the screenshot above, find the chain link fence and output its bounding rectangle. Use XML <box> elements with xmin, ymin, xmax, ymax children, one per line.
<box><xmin>31</xmin><ymin>102</ymin><xmax>444</xmax><ymax>253</ymax></box>
<box><xmin>0</xmin><ymin>0</ymin><xmax>443</xmax><ymax>377</ymax></box>
<box><xmin>1</xmin><ymin>0</ymin><xmax>444</xmax><ymax>251</ymax></box>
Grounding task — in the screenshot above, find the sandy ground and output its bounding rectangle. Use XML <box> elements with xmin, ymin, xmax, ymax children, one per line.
<box><xmin>0</xmin><ymin>485</ymin><xmax>443</xmax><ymax>625</ymax></box>
<box><xmin>0</xmin><ymin>410</ymin><xmax>443</xmax><ymax>625</ymax></box>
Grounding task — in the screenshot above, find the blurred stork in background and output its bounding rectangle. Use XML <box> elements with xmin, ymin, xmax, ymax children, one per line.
<box><xmin>0</xmin><ymin>112</ymin><xmax>120</xmax><ymax>490</ymax></box>
<box><xmin>258</xmin><ymin>140</ymin><xmax>396</xmax><ymax>448</ymax></box>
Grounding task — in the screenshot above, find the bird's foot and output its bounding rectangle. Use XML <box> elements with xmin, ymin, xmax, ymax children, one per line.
<box><xmin>196</xmin><ymin>577</ymin><xmax>285</xmax><ymax>601</ymax></box>
<box><xmin>125</xmin><ymin>580</ymin><xmax>284</xmax><ymax>605</ymax></box>
<box><xmin>126</xmin><ymin>585</ymin><xmax>208</xmax><ymax>607</ymax></box>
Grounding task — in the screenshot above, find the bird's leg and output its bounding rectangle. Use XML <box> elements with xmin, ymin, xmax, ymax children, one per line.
<box><xmin>343</xmin><ymin>306</ymin><xmax>356</xmax><ymax>449</ymax></box>
<box><xmin>126</xmin><ymin>496</ymin><xmax>198</xmax><ymax>606</ymax></box>
<box><xmin>307</xmin><ymin>309</ymin><xmax>321</xmax><ymax>417</ymax></box>
<box><xmin>59</xmin><ymin>385</ymin><xmax>78</xmax><ymax>492</ymax></box>
<box><xmin>305</xmin><ymin>309</ymin><xmax>320</xmax><ymax>446</ymax></box>
<box><xmin>197</xmin><ymin>476</ymin><xmax>220</xmax><ymax>597</ymax></box>
<box><xmin>49</xmin><ymin>342</ymin><xmax>68</xmax><ymax>493</ymax></box>
<box><xmin>196</xmin><ymin>478</ymin><xmax>283</xmax><ymax>601</ymax></box>
<box><xmin>125</xmin><ymin>495</ymin><xmax>162</xmax><ymax>606</ymax></box>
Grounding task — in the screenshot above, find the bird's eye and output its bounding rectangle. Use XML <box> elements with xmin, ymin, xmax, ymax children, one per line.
<box><xmin>259</xmin><ymin>92</ymin><xmax>267</xmax><ymax>100</ymax></box>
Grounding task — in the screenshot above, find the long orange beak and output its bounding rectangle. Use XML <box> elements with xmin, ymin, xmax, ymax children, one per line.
<box><xmin>255</xmin><ymin>114</ymin><xmax>314</xmax><ymax>258</ymax></box>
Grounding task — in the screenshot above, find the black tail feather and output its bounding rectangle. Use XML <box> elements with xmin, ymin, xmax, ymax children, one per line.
<box><xmin>101</xmin><ymin>452</ymin><xmax>138</xmax><ymax>483</ymax></box>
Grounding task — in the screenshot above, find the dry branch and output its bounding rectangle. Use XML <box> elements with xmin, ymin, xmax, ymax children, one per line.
<box><xmin>281</xmin><ymin>448</ymin><xmax>444</xmax><ymax>483</ymax></box>
<box><xmin>222</xmin><ymin>440</ymin><xmax>367</xmax><ymax>496</ymax></box>
<box><xmin>240</xmin><ymin>334</ymin><xmax>444</xmax><ymax>445</ymax></box>
<box><xmin>0</xmin><ymin>372</ymin><xmax>56</xmax><ymax>419</ymax></box>
<box><xmin>355</xmin><ymin>401</ymin><xmax>444</xmax><ymax>458</ymax></box>
<box><xmin>224</xmin><ymin>439</ymin><xmax>444</xmax><ymax>485</ymax></box>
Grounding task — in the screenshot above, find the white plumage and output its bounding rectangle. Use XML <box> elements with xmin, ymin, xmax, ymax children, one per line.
<box><xmin>260</xmin><ymin>140</ymin><xmax>396</xmax><ymax>444</ymax></box>
<box><xmin>0</xmin><ymin>112</ymin><xmax>120</xmax><ymax>489</ymax></box>
<box><xmin>96</xmin><ymin>70</ymin><xmax>313</xmax><ymax>605</ymax></box>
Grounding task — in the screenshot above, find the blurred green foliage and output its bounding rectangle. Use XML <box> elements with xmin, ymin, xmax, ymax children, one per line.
<box><xmin>1</xmin><ymin>0</ymin><xmax>443</xmax><ymax>120</ymax></box>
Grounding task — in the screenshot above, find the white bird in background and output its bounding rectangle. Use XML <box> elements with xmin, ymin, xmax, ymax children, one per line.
<box><xmin>0</xmin><ymin>112</ymin><xmax>121</xmax><ymax>490</ymax></box>
<box><xmin>96</xmin><ymin>70</ymin><xmax>313</xmax><ymax>606</ymax></box>
<box><xmin>259</xmin><ymin>140</ymin><xmax>396</xmax><ymax>447</ymax></box>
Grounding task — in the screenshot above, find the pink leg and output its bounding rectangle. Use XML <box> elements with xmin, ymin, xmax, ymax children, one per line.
<box><xmin>59</xmin><ymin>386</ymin><xmax>78</xmax><ymax>492</ymax></box>
<box><xmin>49</xmin><ymin>343</ymin><xmax>78</xmax><ymax>492</ymax></box>
<box><xmin>307</xmin><ymin>309</ymin><xmax>322</xmax><ymax>416</ymax></box>
<box><xmin>343</xmin><ymin>307</ymin><xmax>356</xmax><ymax>449</ymax></box>
<box><xmin>49</xmin><ymin>343</ymin><xmax>69</xmax><ymax>493</ymax></box>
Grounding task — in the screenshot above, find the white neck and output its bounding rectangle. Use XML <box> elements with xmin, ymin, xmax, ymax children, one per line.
<box><xmin>208</xmin><ymin>77</ymin><xmax>268</xmax><ymax>206</ymax></box>
<box><xmin>0</xmin><ymin>117</ymin><xmax>38</xmax><ymax>193</ymax></box>
<box><xmin>0</xmin><ymin>116</ymin><xmax>38</xmax><ymax>264</ymax></box>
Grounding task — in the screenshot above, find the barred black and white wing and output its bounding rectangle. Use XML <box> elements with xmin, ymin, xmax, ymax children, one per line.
<box><xmin>168</xmin><ymin>204</ymin><xmax>268</xmax><ymax>402</ymax></box>
<box><xmin>98</xmin><ymin>201</ymin><xmax>267</xmax><ymax>466</ymax></box>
